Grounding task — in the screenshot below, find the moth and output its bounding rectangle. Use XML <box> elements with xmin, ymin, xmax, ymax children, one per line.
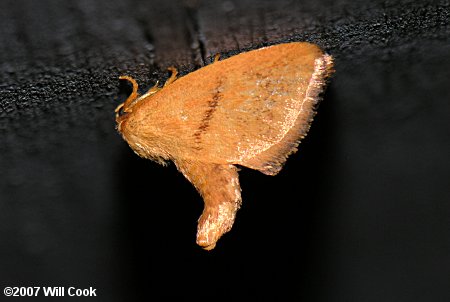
<box><xmin>115</xmin><ymin>42</ymin><xmax>334</xmax><ymax>250</ymax></box>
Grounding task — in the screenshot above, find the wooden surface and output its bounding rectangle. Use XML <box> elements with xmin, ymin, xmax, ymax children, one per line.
<box><xmin>1</xmin><ymin>0</ymin><xmax>449</xmax><ymax>301</ymax></box>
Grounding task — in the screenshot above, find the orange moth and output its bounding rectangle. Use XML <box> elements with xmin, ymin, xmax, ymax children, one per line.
<box><xmin>115</xmin><ymin>42</ymin><xmax>334</xmax><ymax>250</ymax></box>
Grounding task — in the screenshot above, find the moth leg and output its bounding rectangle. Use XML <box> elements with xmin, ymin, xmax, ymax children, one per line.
<box><xmin>175</xmin><ymin>160</ymin><xmax>242</xmax><ymax>250</ymax></box>
<box><xmin>114</xmin><ymin>103</ymin><xmax>124</xmax><ymax>119</ymax></box>
<box><xmin>213</xmin><ymin>53</ymin><xmax>220</xmax><ymax>63</ymax></box>
<box><xmin>141</xmin><ymin>80</ymin><xmax>161</xmax><ymax>98</ymax></box>
<box><xmin>163</xmin><ymin>66</ymin><xmax>178</xmax><ymax>87</ymax></box>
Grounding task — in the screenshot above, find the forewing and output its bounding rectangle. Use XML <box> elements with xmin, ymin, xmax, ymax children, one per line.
<box><xmin>145</xmin><ymin>43</ymin><xmax>333</xmax><ymax>174</ymax></box>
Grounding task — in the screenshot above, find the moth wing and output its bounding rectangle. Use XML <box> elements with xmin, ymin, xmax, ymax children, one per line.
<box><xmin>234</xmin><ymin>46</ymin><xmax>334</xmax><ymax>175</ymax></box>
<box><xmin>148</xmin><ymin>43</ymin><xmax>333</xmax><ymax>175</ymax></box>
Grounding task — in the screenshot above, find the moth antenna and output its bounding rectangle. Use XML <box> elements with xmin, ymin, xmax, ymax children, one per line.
<box><xmin>213</xmin><ymin>53</ymin><xmax>220</xmax><ymax>63</ymax></box>
<box><xmin>164</xmin><ymin>67</ymin><xmax>178</xmax><ymax>87</ymax></box>
<box><xmin>119</xmin><ymin>75</ymin><xmax>139</xmax><ymax>112</ymax></box>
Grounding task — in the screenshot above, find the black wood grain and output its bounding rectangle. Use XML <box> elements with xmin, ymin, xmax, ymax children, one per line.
<box><xmin>1</xmin><ymin>0</ymin><xmax>449</xmax><ymax>301</ymax></box>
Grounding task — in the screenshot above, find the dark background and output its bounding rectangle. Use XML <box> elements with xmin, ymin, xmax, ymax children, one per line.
<box><xmin>1</xmin><ymin>0</ymin><xmax>449</xmax><ymax>301</ymax></box>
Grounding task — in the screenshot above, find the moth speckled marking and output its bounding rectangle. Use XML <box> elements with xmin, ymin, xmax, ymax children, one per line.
<box><xmin>115</xmin><ymin>42</ymin><xmax>334</xmax><ymax>250</ymax></box>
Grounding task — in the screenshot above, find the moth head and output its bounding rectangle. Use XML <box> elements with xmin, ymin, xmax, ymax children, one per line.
<box><xmin>115</xmin><ymin>76</ymin><xmax>161</xmax><ymax>133</ymax></box>
<box><xmin>115</xmin><ymin>75</ymin><xmax>145</xmax><ymax>134</ymax></box>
